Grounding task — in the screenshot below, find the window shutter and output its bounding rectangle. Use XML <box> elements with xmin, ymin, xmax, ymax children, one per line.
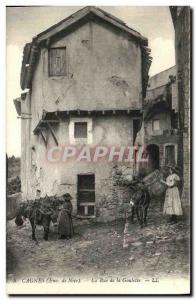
<box><xmin>49</xmin><ymin>48</ymin><xmax>66</xmax><ymax>76</ymax></box>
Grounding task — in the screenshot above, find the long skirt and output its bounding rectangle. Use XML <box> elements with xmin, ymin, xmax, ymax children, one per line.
<box><xmin>163</xmin><ymin>187</ymin><xmax>183</xmax><ymax>216</ymax></box>
<box><xmin>58</xmin><ymin>209</ymin><xmax>74</xmax><ymax>238</ymax></box>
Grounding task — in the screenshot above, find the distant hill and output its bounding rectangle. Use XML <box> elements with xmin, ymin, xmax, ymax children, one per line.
<box><xmin>7</xmin><ymin>156</ymin><xmax>20</xmax><ymax>179</ymax></box>
<box><xmin>6</xmin><ymin>156</ymin><xmax>21</xmax><ymax>218</ymax></box>
<box><xmin>7</xmin><ymin>156</ymin><xmax>21</xmax><ymax>195</ymax></box>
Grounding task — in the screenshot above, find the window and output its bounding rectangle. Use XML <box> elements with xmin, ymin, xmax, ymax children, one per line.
<box><xmin>77</xmin><ymin>174</ymin><xmax>95</xmax><ymax>217</ymax></box>
<box><xmin>152</xmin><ymin>119</ymin><xmax>160</xmax><ymax>131</ymax></box>
<box><xmin>74</xmin><ymin>122</ymin><xmax>88</xmax><ymax>139</ymax></box>
<box><xmin>49</xmin><ymin>48</ymin><xmax>66</xmax><ymax>76</ymax></box>
<box><xmin>69</xmin><ymin>118</ymin><xmax>92</xmax><ymax>144</ymax></box>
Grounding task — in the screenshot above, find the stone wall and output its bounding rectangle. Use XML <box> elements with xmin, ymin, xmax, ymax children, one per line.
<box><xmin>174</xmin><ymin>7</ymin><xmax>190</xmax><ymax>211</ymax></box>
<box><xmin>22</xmin><ymin>115</ymin><xmax>135</xmax><ymax>222</ymax></box>
<box><xmin>145</xmin><ymin>121</ymin><xmax>181</xmax><ymax>170</ymax></box>
<box><xmin>20</xmin><ymin>92</ymin><xmax>32</xmax><ymax>199</ymax></box>
<box><xmin>145</xmin><ymin>111</ymin><xmax>171</xmax><ymax>137</ymax></box>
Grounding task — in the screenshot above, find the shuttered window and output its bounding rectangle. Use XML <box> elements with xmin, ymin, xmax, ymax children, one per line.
<box><xmin>49</xmin><ymin>48</ymin><xmax>66</xmax><ymax>76</ymax></box>
<box><xmin>74</xmin><ymin>122</ymin><xmax>88</xmax><ymax>139</ymax></box>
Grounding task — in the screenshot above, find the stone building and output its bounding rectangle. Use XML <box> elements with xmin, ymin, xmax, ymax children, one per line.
<box><xmin>170</xmin><ymin>7</ymin><xmax>191</xmax><ymax>210</ymax></box>
<box><xmin>135</xmin><ymin>66</ymin><xmax>180</xmax><ymax>174</ymax></box>
<box><xmin>14</xmin><ymin>6</ymin><xmax>151</xmax><ymax>221</ymax></box>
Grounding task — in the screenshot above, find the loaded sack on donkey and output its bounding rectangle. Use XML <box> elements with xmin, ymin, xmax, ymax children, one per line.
<box><xmin>15</xmin><ymin>196</ymin><xmax>64</xmax><ymax>240</ymax></box>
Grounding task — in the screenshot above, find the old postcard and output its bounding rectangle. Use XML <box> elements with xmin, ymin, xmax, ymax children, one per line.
<box><xmin>6</xmin><ymin>5</ymin><xmax>191</xmax><ymax>295</ymax></box>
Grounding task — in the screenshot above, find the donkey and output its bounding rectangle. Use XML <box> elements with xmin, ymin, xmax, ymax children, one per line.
<box><xmin>15</xmin><ymin>197</ymin><xmax>61</xmax><ymax>240</ymax></box>
<box><xmin>128</xmin><ymin>182</ymin><xmax>151</xmax><ymax>228</ymax></box>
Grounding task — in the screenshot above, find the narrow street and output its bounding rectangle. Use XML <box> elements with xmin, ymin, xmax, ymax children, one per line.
<box><xmin>7</xmin><ymin>198</ymin><xmax>190</xmax><ymax>282</ymax></box>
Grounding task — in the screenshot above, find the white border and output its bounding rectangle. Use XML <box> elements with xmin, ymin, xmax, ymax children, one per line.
<box><xmin>1</xmin><ymin>1</ymin><xmax>195</xmax><ymax>299</ymax></box>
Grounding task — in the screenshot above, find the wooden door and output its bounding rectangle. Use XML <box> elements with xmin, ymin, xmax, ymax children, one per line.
<box><xmin>77</xmin><ymin>174</ymin><xmax>95</xmax><ymax>217</ymax></box>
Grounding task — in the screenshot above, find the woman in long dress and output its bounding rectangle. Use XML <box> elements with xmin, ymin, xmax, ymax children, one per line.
<box><xmin>58</xmin><ymin>193</ymin><xmax>74</xmax><ymax>239</ymax></box>
<box><xmin>161</xmin><ymin>166</ymin><xmax>182</xmax><ymax>223</ymax></box>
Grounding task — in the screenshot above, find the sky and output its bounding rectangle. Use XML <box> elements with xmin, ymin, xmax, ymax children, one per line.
<box><xmin>6</xmin><ymin>6</ymin><xmax>175</xmax><ymax>157</ymax></box>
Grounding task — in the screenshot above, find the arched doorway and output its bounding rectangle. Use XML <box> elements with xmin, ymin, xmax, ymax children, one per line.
<box><xmin>146</xmin><ymin>144</ymin><xmax>160</xmax><ymax>173</ymax></box>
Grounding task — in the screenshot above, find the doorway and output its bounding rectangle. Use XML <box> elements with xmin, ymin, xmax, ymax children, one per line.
<box><xmin>165</xmin><ymin>145</ymin><xmax>176</xmax><ymax>165</ymax></box>
<box><xmin>77</xmin><ymin>174</ymin><xmax>95</xmax><ymax>217</ymax></box>
<box><xmin>146</xmin><ymin>144</ymin><xmax>160</xmax><ymax>173</ymax></box>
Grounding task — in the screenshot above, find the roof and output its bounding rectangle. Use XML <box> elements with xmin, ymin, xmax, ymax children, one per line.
<box><xmin>34</xmin><ymin>6</ymin><xmax>148</xmax><ymax>44</ymax></box>
<box><xmin>147</xmin><ymin>66</ymin><xmax>176</xmax><ymax>90</ymax></box>
<box><xmin>146</xmin><ymin>66</ymin><xmax>176</xmax><ymax>102</ymax></box>
<box><xmin>20</xmin><ymin>6</ymin><xmax>151</xmax><ymax>97</ymax></box>
<box><xmin>33</xmin><ymin>109</ymin><xmax>142</xmax><ymax>135</ymax></box>
<box><xmin>144</xmin><ymin>66</ymin><xmax>177</xmax><ymax>119</ymax></box>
